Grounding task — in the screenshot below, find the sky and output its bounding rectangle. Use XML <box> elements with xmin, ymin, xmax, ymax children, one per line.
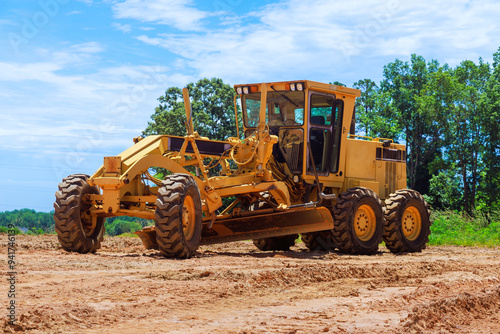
<box><xmin>1</xmin><ymin>0</ymin><xmax>500</xmax><ymax>212</ymax></box>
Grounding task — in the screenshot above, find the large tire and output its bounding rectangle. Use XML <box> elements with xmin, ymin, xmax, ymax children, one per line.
<box><xmin>301</xmin><ymin>231</ymin><xmax>337</xmax><ymax>252</ymax></box>
<box><xmin>332</xmin><ymin>187</ymin><xmax>384</xmax><ymax>255</ymax></box>
<box><xmin>383</xmin><ymin>189</ymin><xmax>431</xmax><ymax>253</ymax></box>
<box><xmin>155</xmin><ymin>174</ymin><xmax>202</xmax><ymax>259</ymax></box>
<box><xmin>253</xmin><ymin>234</ymin><xmax>298</xmax><ymax>251</ymax></box>
<box><xmin>54</xmin><ymin>174</ymin><xmax>105</xmax><ymax>253</ymax></box>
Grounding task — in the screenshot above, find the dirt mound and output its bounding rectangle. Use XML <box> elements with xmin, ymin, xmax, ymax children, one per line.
<box><xmin>3</xmin><ymin>305</ymin><xmax>98</xmax><ymax>333</ymax></box>
<box><xmin>403</xmin><ymin>285</ymin><xmax>500</xmax><ymax>332</ymax></box>
<box><xmin>4</xmin><ymin>236</ymin><xmax>500</xmax><ymax>333</ymax></box>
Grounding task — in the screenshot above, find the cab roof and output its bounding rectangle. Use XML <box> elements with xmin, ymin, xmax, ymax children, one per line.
<box><xmin>233</xmin><ymin>80</ymin><xmax>361</xmax><ymax>97</ymax></box>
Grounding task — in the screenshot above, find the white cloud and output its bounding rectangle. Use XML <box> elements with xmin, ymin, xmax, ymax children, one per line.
<box><xmin>66</xmin><ymin>11</ymin><xmax>82</xmax><ymax>15</ymax></box>
<box><xmin>0</xmin><ymin>41</ymin><xmax>194</xmax><ymax>163</ymax></box>
<box><xmin>112</xmin><ymin>22</ymin><xmax>132</xmax><ymax>33</ymax></box>
<box><xmin>112</xmin><ymin>0</ymin><xmax>208</xmax><ymax>31</ymax></box>
<box><xmin>130</xmin><ymin>0</ymin><xmax>500</xmax><ymax>83</ymax></box>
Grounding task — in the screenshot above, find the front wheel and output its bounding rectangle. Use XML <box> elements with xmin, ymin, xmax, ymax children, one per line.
<box><xmin>54</xmin><ymin>174</ymin><xmax>105</xmax><ymax>253</ymax></box>
<box><xmin>155</xmin><ymin>174</ymin><xmax>202</xmax><ymax>259</ymax></box>
<box><xmin>383</xmin><ymin>189</ymin><xmax>431</xmax><ymax>253</ymax></box>
<box><xmin>332</xmin><ymin>187</ymin><xmax>384</xmax><ymax>255</ymax></box>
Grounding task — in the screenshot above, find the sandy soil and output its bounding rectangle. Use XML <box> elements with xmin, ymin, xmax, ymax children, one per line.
<box><xmin>2</xmin><ymin>234</ymin><xmax>500</xmax><ymax>333</ymax></box>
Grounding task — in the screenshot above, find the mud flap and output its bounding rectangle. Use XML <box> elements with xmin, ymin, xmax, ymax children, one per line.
<box><xmin>134</xmin><ymin>225</ymin><xmax>158</xmax><ymax>250</ymax></box>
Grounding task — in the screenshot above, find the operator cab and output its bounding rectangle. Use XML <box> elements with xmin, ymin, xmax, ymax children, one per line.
<box><xmin>240</xmin><ymin>86</ymin><xmax>305</xmax><ymax>174</ymax></box>
<box><xmin>237</xmin><ymin>81</ymin><xmax>347</xmax><ymax>178</ymax></box>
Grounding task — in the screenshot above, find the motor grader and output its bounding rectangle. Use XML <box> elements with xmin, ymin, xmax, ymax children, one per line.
<box><xmin>54</xmin><ymin>80</ymin><xmax>431</xmax><ymax>258</ymax></box>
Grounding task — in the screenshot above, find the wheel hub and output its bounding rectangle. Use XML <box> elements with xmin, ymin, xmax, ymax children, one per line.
<box><xmin>80</xmin><ymin>199</ymin><xmax>97</xmax><ymax>237</ymax></box>
<box><xmin>402</xmin><ymin>206</ymin><xmax>422</xmax><ymax>241</ymax></box>
<box><xmin>182</xmin><ymin>195</ymin><xmax>196</xmax><ymax>240</ymax></box>
<box><xmin>354</xmin><ymin>204</ymin><xmax>376</xmax><ymax>241</ymax></box>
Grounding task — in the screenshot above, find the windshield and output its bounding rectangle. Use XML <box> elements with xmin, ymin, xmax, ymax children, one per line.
<box><xmin>242</xmin><ymin>90</ymin><xmax>305</xmax><ymax>128</ymax></box>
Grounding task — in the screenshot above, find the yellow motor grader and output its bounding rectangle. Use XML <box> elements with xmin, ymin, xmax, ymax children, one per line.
<box><xmin>54</xmin><ymin>80</ymin><xmax>431</xmax><ymax>258</ymax></box>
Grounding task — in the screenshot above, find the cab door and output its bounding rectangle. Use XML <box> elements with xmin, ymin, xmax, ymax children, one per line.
<box><xmin>307</xmin><ymin>91</ymin><xmax>344</xmax><ymax>176</ymax></box>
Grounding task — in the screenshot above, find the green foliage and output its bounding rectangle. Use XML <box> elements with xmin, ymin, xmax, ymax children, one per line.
<box><xmin>426</xmin><ymin>171</ymin><xmax>462</xmax><ymax>210</ymax></box>
<box><xmin>352</xmin><ymin>47</ymin><xmax>500</xmax><ymax>216</ymax></box>
<box><xmin>418</xmin><ymin>60</ymin><xmax>491</xmax><ymax>214</ymax></box>
<box><xmin>429</xmin><ymin>210</ymin><xmax>500</xmax><ymax>246</ymax></box>
<box><xmin>353</xmin><ymin>79</ymin><xmax>401</xmax><ymax>139</ymax></box>
<box><xmin>0</xmin><ymin>209</ymin><xmax>55</xmax><ymax>233</ymax></box>
<box><xmin>379</xmin><ymin>54</ymin><xmax>442</xmax><ymax>195</ymax></box>
<box><xmin>114</xmin><ymin>232</ymin><xmax>140</xmax><ymax>238</ymax></box>
<box><xmin>330</xmin><ymin>81</ymin><xmax>346</xmax><ymax>87</ymax></box>
<box><xmin>144</xmin><ymin>77</ymin><xmax>241</xmax><ymax>140</ymax></box>
<box><xmin>478</xmin><ymin>49</ymin><xmax>500</xmax><ymax>215</ymax></box>
<box><xmin>0</xmin><ymin>226</ymin><xmax>23</xmax><ymax>235</ymax></box>
<box><xmin>105</xmin><ymin>217</ymin><xmax>150</xmax><ymax>236</ymax></box>
<box><xmin>26</xmin><ymin>227</ymin><xmax>45</xmax><ymax>235</ymax></box>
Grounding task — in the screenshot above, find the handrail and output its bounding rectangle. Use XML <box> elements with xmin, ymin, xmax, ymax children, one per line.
<box><xmin>348</xmin><ymin>134</ymin><xmax>394</xmax><ymax>143</ymax></box>
<box><xmin>347</xmin><ymin>134</ymin><xmax>373</xmax><ymax>141</ymax></box>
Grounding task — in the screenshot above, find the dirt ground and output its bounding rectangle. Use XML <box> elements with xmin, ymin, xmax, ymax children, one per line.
<box><xmin>2</xmin><ymin>234</ymin><xmax>500</xmax><ymax>334</ymax></box>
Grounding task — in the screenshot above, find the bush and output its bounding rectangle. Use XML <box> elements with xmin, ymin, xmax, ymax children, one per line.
<box><xmin>105</xmin><ymin>219</ymin><xmax>142</xmax><ymax>236</ymax></box>
<box><xmin>429</xmin><ymin>210</ymin><xmax>500</xmax><ymax>246</ymax></box>
<box><xmin>26</xmin><ymin>227</ymin><xmax>45</xmax><ymax>235</ymax></box>
<box><xmin>115</xmin><ymin>232</ymin><xmax>140</xmax><ymax>238</ymax></box>
<box><xmin>0</xmin><ymin>226</ymin><xmax>23</xmax><ymax>235</ymax></box>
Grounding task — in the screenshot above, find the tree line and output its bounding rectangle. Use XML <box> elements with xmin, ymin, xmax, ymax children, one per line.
<box><xmin>146</xmin><ymin>49</ymin><xmax>500</xmax><ymax>219</ymax></box>
<box><xmin>0</xmin><ymin>209</ymin><xmax>152</xmax><ymax>236</ymax></box>
<box><xmin>2</xmin><ymin>49</ymin><xmax>499</xmax><ymax>233</ymax></box>
<box><xmin>353</xmin><ymin>50</ymin><xmax>500</xmax><ymax>218</ymax></box>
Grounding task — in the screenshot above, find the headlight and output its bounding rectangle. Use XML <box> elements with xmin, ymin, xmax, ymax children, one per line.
<box><xmin>292</xmin><ymin>175</ymin><xmax>300</xmax><ymax>183</ymax></box>
<box><xmin>242</xmin><ymin>86</ymin><xmax>249</xmax><ymax>94</ymax></box>
<box><xmin>236</xmin><ymin>87</ymin><xmax>242</xmax><ymax>95</ymax></box>
<box><xmin>296</xmin><ymin>82</ymin><xmax>304</xmax><ymax>91</ymax></box>
<box><xmin>290</xmin><ymin>83</ymin><xmax>296</xmax><ymax>91</ymax></box>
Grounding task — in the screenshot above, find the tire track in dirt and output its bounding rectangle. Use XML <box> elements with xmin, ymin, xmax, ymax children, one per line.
<box><xmin>2</xmin><ymin>235</ymin><xmax>500</xmax><ymax>333</ymax></box>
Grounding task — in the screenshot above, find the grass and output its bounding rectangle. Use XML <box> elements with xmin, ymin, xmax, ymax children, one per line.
<box><xmin>115</xmin><ymin>232</ymin><xmax>140</xmax><ymax>238</ymax></box>
<box><xmin>429</xmin><ymin>210</ymin><xmax>500</xmax><ymax>247</ymax></box>
<box><xmin>3</xmin><ymin>210</ymin><xmax>498</xmax><ymax>248</ymax></box>
<box><xmin>108</xmin><ymin>210</ymin><xmax>500</xmax><ymax>248</ymax></box>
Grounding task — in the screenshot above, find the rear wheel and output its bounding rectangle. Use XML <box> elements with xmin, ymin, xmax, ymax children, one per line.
<box><xmin>301</xmin><ymin>231</ymin><xmax>337</xmax><ymax>252</ymax></box>
<box><xmin>383</xmin><ymin>189</ymin><xmax>431</xmax><ymax>253</ymax></box>
<box><xmin>253</xmin><ymin>234</ymin><xmax>298</xmax><ymax>251</ymax></box>
<box><xmin>155</xmin><ymin>174</ymin><xmax>202</xmax><ymax>258</ymax></box>
<box><xmin>332</xmin><ymin>187</ymin><xmax>384</xmax><ymax>255</ymax></box>
<box><xmin>54</xmin><ymin>174</ymin><xmax>105</xmax><ymax>253</ymax></box>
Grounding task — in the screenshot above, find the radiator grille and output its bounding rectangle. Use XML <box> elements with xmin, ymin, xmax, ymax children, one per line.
<box><xmin>386</xmin><ymin>162</ymin><xmax>397</xmax><ymax>195</ymax></box>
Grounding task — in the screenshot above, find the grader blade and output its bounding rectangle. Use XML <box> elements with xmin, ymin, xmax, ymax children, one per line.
<box><xmin>200</xmin><ymin>206</ymin><xmax>333</xmax><ymax>245</ymax></box>
<box><xmin>134</xmin><ymin>206</ymin><xmax>334</xmax><ymax>250</ymax></box>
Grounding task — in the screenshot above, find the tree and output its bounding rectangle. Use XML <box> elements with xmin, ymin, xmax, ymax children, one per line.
<box><xmin>0</xmin><ymin>209</ymin><xmax>55</xmax><ymax>233</ymax></box>
<box><xmin>353</xmin><ymin>79</ymin><xmax>378</xmax><ymax>136</ymax></box>
<box><xmin>426</xmin><ymin>170</ymin><xmax>462</xmax><ymax>210</ymax></box>
<box><xmin>478</xmin><ymin>48</ymin><xmax>500</xmax><ymax>216</ymax></box>
<box><xmin>105</xmin><ymin>218</ymin><xmax>142</xmax><ymax>236</ymax></box>
<box><xmin>144</xmin><ymin>78</ymin><xmax>240</xmax><ymax>140</ymax></box>
<box><xmin>330</xmin><ymin>81</ymin><xmax>346</xmax><ymax>87</ymax></box>
<box><xmin>450</xmin><ymin>60</ymin><xmax>490</xmax><ymax>214</ymax></box>
<box><xmin>380</xmin><ymin>54</ymin><xmax>441</xmax><ymax>194</ymax></box>
<box><xmin>353</xmin><ymin>79</ymin><xmax>401</xmax><ymax>139</ymax></box>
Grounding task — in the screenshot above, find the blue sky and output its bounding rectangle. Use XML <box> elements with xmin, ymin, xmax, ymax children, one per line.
<box><xmin>1</xmin><ymin>0</ymin><xmax>500</xmax><ymax>212</ymax></box>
